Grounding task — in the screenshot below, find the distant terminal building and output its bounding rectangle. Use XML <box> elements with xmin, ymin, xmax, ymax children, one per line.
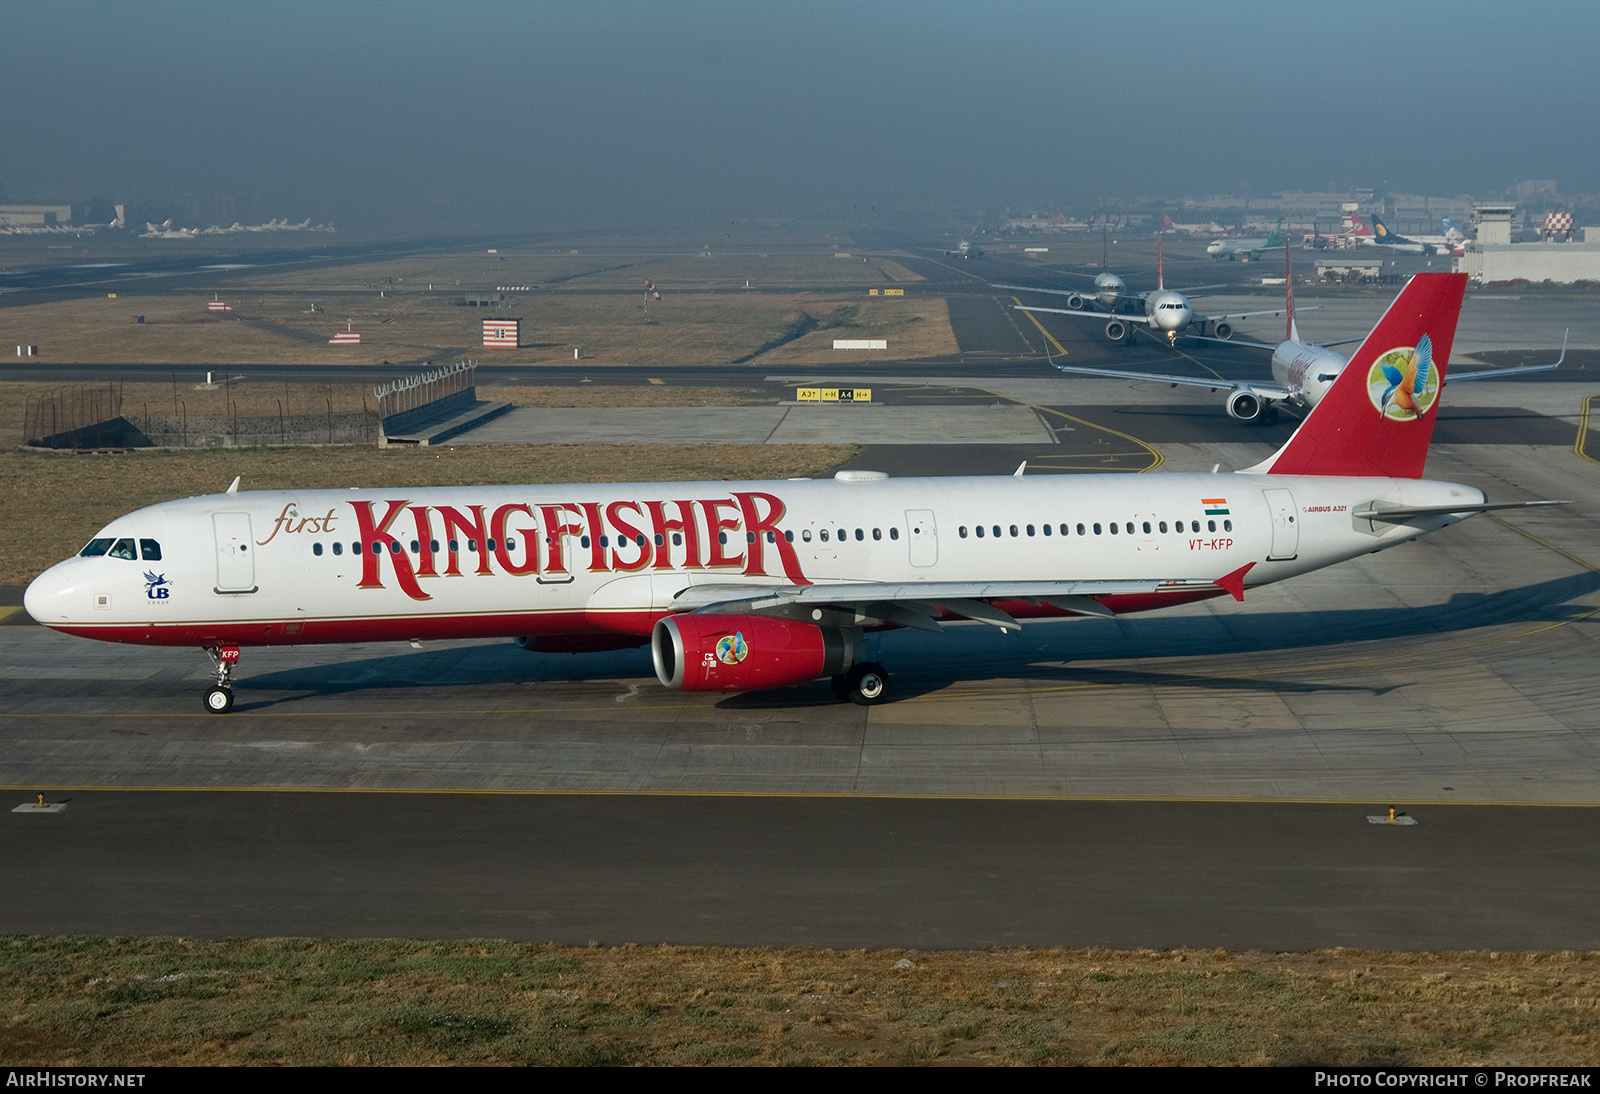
<box><xmin>482</xmin><ymin>319</ymin><xmax>521</xmax><ymax>348</ymax></box>
<box><xmin>0</xmin><ymin>204</ymin><xmax>73</xmax><ymax>228</ymax></box>
<box><xmin>1457</xmin><ymin>240</ymin><xmax>1600</xmax><ymax>285</ymax></box>
<box><xmin>1456</xmin><ymin>204</ymin><xmax>1600</xmax><ymax>283</ymax></box>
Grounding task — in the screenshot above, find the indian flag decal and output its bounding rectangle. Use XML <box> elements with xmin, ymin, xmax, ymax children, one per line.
<box><xmin>1202</xmin><ymin>497</ymin><xmax>1230</xmax><ymax>516</ymax></box>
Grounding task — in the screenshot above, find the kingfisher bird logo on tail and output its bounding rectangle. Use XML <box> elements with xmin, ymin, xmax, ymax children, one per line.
<box><xmin>1252</xmin><ymin>272</ymin><xmax>1467</xmax><ymax>479</ymax></box>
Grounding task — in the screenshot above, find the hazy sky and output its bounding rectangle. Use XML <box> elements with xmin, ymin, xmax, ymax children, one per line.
<box><xmin>4</xmin><ymin>1</ymin><xmax>1595</xmax><ymax>230</ymax></box>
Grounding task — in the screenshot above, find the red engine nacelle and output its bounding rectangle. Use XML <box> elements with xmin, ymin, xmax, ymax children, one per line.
<box><xmin>652</xmin><ymin>614</ymin><xmax>855</xmax><ymax>693</ymax></box>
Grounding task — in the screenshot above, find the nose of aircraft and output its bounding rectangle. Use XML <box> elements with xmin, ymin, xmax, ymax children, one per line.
<box><xmin>23</xmin><ymin>563</ymin><xmax>71</xmax><ymax>625</ymax></box>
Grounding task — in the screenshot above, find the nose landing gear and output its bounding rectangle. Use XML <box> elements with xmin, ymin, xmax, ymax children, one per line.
<box><xmin>202</xmin><ymin>645</ymin><xmax>241</xmax><ymax>713</ymax></box>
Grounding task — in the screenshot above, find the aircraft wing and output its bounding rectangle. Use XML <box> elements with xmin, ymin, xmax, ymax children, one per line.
<box><xmin>1447</xmin><ymin>331</ymin><xmax>1566</xmax><ymax>382</ymax></box>
<box><xmin>993</xmin><ymin>284</ymin><xmax>1140</xmax><ymax>309</ymax></box>
<box><xmin>1013</xmin><ymin>303</ymin><xmax>1130</xmax><ymax>322</ymax></box>
<box><xmin>1191</xmin><ymin>305</ymin><xmax>1310</xmax><ymax>326</ymax></box>
<box><xmin>1185</xmin><ymin>335</ymin><xmax>1280</xmax><ymax>351</ymax></box>
<box><xmin>1045</xmin><ymin>361</ymin><xmax>1291</xmax><ymax>401</ymax></box>
<box><xmin>669</xmin><ymin>573</ymin><xmax>1253</xmax><ymax>631</ymax></box>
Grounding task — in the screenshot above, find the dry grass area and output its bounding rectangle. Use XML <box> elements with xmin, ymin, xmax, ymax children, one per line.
<box><xmin>243</xmin><ymin>249</ymin><xmax>924</xmax><ymax>294</ymax></box>
<box><xmin>0</xmin><ymin>249</ymin><xmax>947</xmax><ymax>368</ymax></box>
<box><xmin>0</xmin><ymin>442</ymin><xmax>851</xmax><ymax>585</ymax></box>
<box><xmin>0</xmin><ymin>289</ymin><xmax>948</xmax><ymax>369</ymax></box>
<box><xmin>3</xmin><ymin>939</ymin><xmax>1597</xmax><ymax>1066</ymax></box>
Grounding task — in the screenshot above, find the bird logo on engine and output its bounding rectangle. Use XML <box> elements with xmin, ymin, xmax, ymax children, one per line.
<box><xmin>715</xmin><ymin>632</ymin><xmax>749</xmax><ymax>665</ymax></box>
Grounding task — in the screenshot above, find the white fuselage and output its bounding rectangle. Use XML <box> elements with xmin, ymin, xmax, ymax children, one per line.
<box><xmin>1143</xmin><ymin>289</ymin><xmax>1194</xmax><ymax>335</ymax></box>
<box><xmin>1206</xmin><ymin>237</ymin><xmax>1269</xmax><ymax>259</ymax></box>
<box><xmin>1269</xmin><ymin>341</ymin><xmax>1348</xmax><ymax>409</ymax></box>
<box><xmin>25</xmin><ymin>471</ymin><xmax>1483</xmax><ymax>650</ymax></box>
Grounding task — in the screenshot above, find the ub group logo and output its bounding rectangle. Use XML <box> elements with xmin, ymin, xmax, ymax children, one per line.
<box><xmin>715</xmin><ymin>632</ymin><xmax>749</xmax><ymax>666</ymax></box>
<box><xmin>143</xmin><ymin>571</ymin><xmax>171</xmax><ymax>600</ymax></box>
<box><xmin>1366</xmin><ymin>335</ymin><xmax>1439</xmax><ymax>422</ymax></box>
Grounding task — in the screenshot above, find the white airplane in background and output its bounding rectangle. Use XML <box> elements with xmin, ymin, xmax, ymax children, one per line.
<box><xmin>140</xmin><ymin>219</ymin><xmax>199</xmax><ymax>240</ymax></box>
<box><xmin>1206</xmin><ymin>218</ymin><xmax>1287</xmax><ymax>261</ymax></box>
<box><xmin>998</xmin><ymin>249</ymin><xmax>1293</xmax><ymax>345</ymax></box>
<box><xmin>1348</xmin><ymin>214</ymin><xmax>1428</xmax><ymax>255</ymax></box>
<box><xmin>25</xmin><ymin>274</ymin><xmax>1562</xmax><ymax>712</ymax></box>
<box><xmin>1044</xmin><ymin>252</ymin><xmax>1566</xmax><ymax>424</ymax></box>
<box><xmin>1377</xmin><ymin>216</ymin><xmax>1469</xmax><ymax>256</ymax></box>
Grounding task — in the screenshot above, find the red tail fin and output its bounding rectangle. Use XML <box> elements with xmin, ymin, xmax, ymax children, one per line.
<box><xmin>1259</xmin><ymin>272</ymin><xmax>1467</xmax><ymax>479</ymax></box>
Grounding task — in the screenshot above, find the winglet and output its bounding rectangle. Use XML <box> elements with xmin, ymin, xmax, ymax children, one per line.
<box><xmin>1214</xmin><ymin>562</ymin><xmax>1255</xmax><ymax>602</ymax></box>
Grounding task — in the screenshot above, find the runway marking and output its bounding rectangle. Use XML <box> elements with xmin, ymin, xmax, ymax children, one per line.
<box><xmin>1164</xmin><ymin>343</ymin><xmax>1228</xmax><ymax>382</ymax></box>
<box><xmin>1576</xmin><ymin>393</ymin><xmax>1599</xmax><ymax>464</ymax></box>
<box><xmin>0</xmin><ymin>607</ymin><xmax>23</xmax><ymax>625</ymax></box>
<box><xmin>1486</xmin><ymin>512</ymin><xmax>1597</xmax><ymax>574</ymax></box>
<box><xmin>648</xmin><ymin>378</ymin><xmax>664</xmax><ymax>385</ymax></box>
<box><xmin>7</xmin><ymin>782</ymin><xmax>1600</xmax><ymax>807</ymax></box>
<box><xmin>1028</xmin><ymin>405</ymin><xmax>1164</xmax><ymax>472</ymax></box>
<box><xmin>1010</xmin><ymin>298</ymin><xmax>1068</xmax><ymax>357</ymax></box>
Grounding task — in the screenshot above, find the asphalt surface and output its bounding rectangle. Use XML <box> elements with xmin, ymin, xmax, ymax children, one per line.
<box><xmin>4</xmin><ymin>235</ymin><xmax>1599</xmax><ymax>949</ymax></box>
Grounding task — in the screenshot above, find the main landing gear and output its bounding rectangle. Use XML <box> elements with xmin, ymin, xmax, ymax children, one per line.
<box><xmin>831</xmin><ymin>662</ymin><xmax>890</xmax><ymax>706</ymax></box>
<box><xmin>202</xmin><ymin>645</ymin><xmax>241</xmax><ymax>714</ymax></box>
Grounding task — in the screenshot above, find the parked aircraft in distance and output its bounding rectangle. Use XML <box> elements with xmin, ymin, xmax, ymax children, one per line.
<box><xmin>1381</xmin><ymin>217</ymin><xmax>1469</xmax><ymax>256</ymax></box>
<box><xmin>1206</xmin><ymin>218</ymin><xmax>1287</xmax><ymax>261</ymax></box>
<box><xmin>140</xmin><ymin>219</ymin><xmax>199</xmax><ymax>240</ymax></box>
<box><xmin>1043</xmin><ymin>252</ymin><xmax>1565</xmax><ymax>424</ymax></box>
<box><xmin>25</xmin><ymin>274</ymin><xmax>1562</xmax><ymax>711</ymax></box>
<box><xmin>1348</xmin><ymin>214</ymin><xmax>1427</xmax><ymax>254</ymax></box>
<box><xmin>945</xmin><ymin>239</ymin><xmax>984</xmax><ymax>258</ymax></box>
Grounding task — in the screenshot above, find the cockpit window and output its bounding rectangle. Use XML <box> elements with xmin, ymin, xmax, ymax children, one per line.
<box><xmin>79</xmin><ymin>538</ymin><xmax>114</xmax><ymax>557</ymax></box>
<box><xmin>108</xmin><ymin>538</ymin><xmax>138</xmax><ymax>560</ymax></box>
<box><xmin>139</xmin><ymin>539</ymin><xmax>162</xmax><ymax>561</ymax></box>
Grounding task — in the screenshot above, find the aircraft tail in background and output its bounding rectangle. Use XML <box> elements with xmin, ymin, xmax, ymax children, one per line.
<box><xmin>1253</xmin><ymin>273</ymin><xmax>1468</xmax><ymax>480</ymax></box>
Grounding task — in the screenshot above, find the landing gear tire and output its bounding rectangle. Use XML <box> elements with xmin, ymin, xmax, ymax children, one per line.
<box><xmin>842</xmin><ymin>662</ymin><xmax>890</xmax><ymax>706</ymax></box>
<box><xmin>203</xmin><ymin>685</ymin><xmax>235</xmax><ymax>714</ymax></box>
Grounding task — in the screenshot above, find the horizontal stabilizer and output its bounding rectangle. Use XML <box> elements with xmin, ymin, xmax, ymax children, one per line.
<box><xmin>1352</xmin><ymin>500</ymin><xmax>1567</xmax><ymax>522</ymax></box>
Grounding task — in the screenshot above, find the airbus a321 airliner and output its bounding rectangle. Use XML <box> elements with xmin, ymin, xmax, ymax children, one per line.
<box><xmin>25</xmin><ymin>273</ymin><xmax>1558</xmax><ymax>712</ymax></box>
